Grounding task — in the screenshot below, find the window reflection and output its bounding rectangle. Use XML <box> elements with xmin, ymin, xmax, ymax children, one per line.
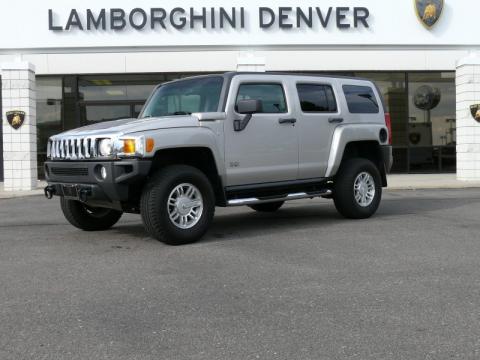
<box><xmin>79</xmin><ymin>75</ymin><xmax>160</xmax><ymax>102</ymax></box>
<box><xmin>409</xmin><ymin>73</ymin><xmax>456</xmax><ymax>147</ymax></box>
<box><xmin>408</xmin><ymin>72</ymin><xmax>456</xmax><ymax>172</ymax></box>
<box><xmin>84</xmin><ymin>105</ymin><xmax>131</xmax><ymax>123</ymax></box>
<box><xmin>37</xmin><ymin>77</ymin><xmax>63</xmax><ymax>178</ymax></box>
<box><xmin>78</xmin><ymin>74</ymin><xmax>205</xmax><ymax>102</ymax></box>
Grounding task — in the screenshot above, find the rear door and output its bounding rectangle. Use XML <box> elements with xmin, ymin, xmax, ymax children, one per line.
<box><xmin>294</xmin><ymin>78</ymin><xmax>342</xmax><ymax>178</ymax></box>
<box><xmin>224</xmin><ymin>75</ymin><xmax>299</xmax><ymax>186</ymax></box>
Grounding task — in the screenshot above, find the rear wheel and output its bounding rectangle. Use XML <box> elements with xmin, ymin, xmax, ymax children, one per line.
<box><xmin>333</xmin><ymin>158</ymin><xmax>382</xmax><ymax>219</ymax></box>
<box><xmin>60</xmin><ymin>198</ymin><xmax>123</xmax><ymax>231</ymax></box>
<box><xmin>249</xmin><ymin>201</ymin><xmax>284</xmax><ymax>213</ymax></box>
<box><xmin>140</xmin><ymin>165</ymin><xmax>215</xmax><ymax>245</ymax></box>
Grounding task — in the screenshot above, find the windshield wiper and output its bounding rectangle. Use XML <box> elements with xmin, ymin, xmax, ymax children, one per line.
<box><xmin>168</xmin><ymin>111</ymin><xmax>192</xmax><ymax>116</ymax></box>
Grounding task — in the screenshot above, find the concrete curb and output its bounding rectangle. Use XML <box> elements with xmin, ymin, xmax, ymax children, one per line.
<box><xmin>386</xmin><ymin>174</ymin><xmax>480</xmax><ymax>191</ymax></box>
<box><xmin>0</xmin><ymin>181</ymin><xmax>47</xmax><ymax>199</ymax></box>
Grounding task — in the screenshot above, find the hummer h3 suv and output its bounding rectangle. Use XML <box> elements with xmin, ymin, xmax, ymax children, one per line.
<box><xmin>44</xmin><ymin>72</ymin><xmax>393</xmax><ymax>245</ymax></box>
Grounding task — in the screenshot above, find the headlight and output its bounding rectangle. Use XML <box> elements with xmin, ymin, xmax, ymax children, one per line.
<box><xmin>96</xmin><ymin>136</ymin><xmax>153</xmax><ymax>158</ymax></box>
<box><xmin>98</xmin><ymin>139</ymin><xmax>113</xmax><ymax>156</ymax></box>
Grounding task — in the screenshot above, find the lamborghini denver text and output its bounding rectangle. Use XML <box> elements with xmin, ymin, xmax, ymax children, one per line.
<box><xmin>48</xmin><ymin>7</ymin><xmax>370</xmax><ymax>31</ymax></box>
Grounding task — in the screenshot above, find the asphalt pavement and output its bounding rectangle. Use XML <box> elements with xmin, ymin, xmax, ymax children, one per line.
<box><xmin>1</xmin><ymin>189</ymin><xmax>480</xmax><ymax>360</ymax></box>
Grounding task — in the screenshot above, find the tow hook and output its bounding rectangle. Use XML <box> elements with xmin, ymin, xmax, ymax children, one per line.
<box><xmin>44</xmin><ymin>186</ymin><xmax>56</xmax><ymax>199</ymax></box>
<box><xmin>78</xmin><ymin>188</ymin><xmax>92</xmax><ymax>202</ymax></box>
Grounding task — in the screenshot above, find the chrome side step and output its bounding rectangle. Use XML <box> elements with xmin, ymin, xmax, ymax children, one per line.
<box><xmin>227</xmin><ymin>189</ymin><xmax>332</xmax><ymax>207</ymax></box>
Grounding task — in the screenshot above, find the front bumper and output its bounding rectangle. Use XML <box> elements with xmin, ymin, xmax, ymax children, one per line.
<box><xmin>44</xmin><ymin>159</ymin><xmax>151</xmax><ymax>209</ymax></box>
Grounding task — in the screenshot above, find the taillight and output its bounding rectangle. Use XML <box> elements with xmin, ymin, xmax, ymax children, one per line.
<box><xmin>384</xmin><ymin>113</ymin><xmax>392</xmax><ymax>145</ymax></box>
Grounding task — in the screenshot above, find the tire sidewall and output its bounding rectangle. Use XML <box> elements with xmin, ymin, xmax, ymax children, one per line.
<box><xmin>145</xmin><ymin>167</ymin><xmax>215</xmax><ymax>244</ymax></box>
<box><xmin>60</xmin><ymin>197</ymin><xmax>123</xmax><ymax>231</ymax></box>
<box><xmin>350</xmin><ymin>163</ymin><xmax>382</xmax><ymax>217</ymax></box>
<box><xmin>334</xmin><ymin>159</ymin><xmax>382</xmax><ymax>219</ymax></box>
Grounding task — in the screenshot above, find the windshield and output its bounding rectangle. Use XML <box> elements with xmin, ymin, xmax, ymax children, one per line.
<box><xmin>141</xmin><ymin>76</ymin><xmax>224</xmax><ymax>118</ymax></box>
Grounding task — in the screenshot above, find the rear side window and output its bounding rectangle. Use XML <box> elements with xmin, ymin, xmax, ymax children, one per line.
<box><xmin>297</xmin><ymin>84</ymin><xmax>337</xmax><ymax>113</ymax></box>
<box><xmin>236</xmin><ymin>83</ymin><xmax>287</xmax><ymax>113</ymax></box>
<box><xmin>342</xmin><ymin>85</ymin><xmax>379</xmax><ymax>114</ymax></box>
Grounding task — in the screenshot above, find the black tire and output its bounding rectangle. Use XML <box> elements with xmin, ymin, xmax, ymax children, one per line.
<box><xmin>60</xmin><ymin>198</ymin><xmax>123</xmax><ymax>231</ymax></box>
<box><xmin>333</xmin><ymin>158</ymin><xmax>382</xmax><ymax>219</ymax></box>
<box><xmin>140</xmin><ymin>165</ymin><xmax>215</xmax><ymax>246</ymax></box>
<box><xmin>249</xmin><ymin>201</ymin><xmax>284</xmax><ymax>213</ymax></box>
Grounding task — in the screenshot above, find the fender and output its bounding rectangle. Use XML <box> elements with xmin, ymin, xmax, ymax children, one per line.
<box><xmin>135</xmin><ymin>126</ymin><xmax>226</xmax><ymax>181</ymax></box>
<box><xmin>325</xmin><ymin>124</ymin><xmax>388</xmax><ymax>178</ymax></box>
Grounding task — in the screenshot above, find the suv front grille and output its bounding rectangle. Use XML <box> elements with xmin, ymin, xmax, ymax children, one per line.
<box><xmin>47</xmin><ymin>137</ymin><xmax>100</xmax><ymax>160</ymax></box>
<box><xmin>51</xmin><ymin>167</ymin><xmax>89</xmax><ymax>176</ymax></box>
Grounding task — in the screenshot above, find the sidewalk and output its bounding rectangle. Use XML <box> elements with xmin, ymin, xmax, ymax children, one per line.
<box><xmin>387</xmin><ymin>174</ymin><xmax>480</xmax><ymax>190</ymax></box>
<box><xmin>0</xmin><ymin>181</ymin><xmax>46</xmax><ymax>199</ymax></box>
<box><xmin>0</xmin><ymin>175</ymin><xmax>480</xmax><ymax>199</ymax></box>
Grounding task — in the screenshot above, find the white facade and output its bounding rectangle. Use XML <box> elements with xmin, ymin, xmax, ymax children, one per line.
<box><xmin>0</xmin><ymin>0</ymin><xmax>478</xmax><ymax>74</ymax></box>
<box><xmin>1</xmin><ymin>0</ymin><xmax>480</xmax><ymax>188</ymax></box>
<box><xmin>456</xmin><ymin>55</ymin><xmax>480</xmax><ymax>180</ymax></box>
<box><xmin>1</xmin><ymin>62</ymin><xmax>37</xmax><ymax>190</ymax></box>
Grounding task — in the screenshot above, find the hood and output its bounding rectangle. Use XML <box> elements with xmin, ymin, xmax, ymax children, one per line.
<box><xmin>57</xmin><ymin>116</ymin><xmax>200</xmax><ymax>137</ymax></box>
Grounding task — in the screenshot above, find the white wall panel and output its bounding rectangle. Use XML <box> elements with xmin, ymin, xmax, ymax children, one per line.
<box><xmin>0</xmin><ymin>0</ymin><xmax>478</xmax><ymax>50</ymax></box>
<box><xmin>13</xmin><ymin>48</ymin><xmax>474</xmax><ymax>75</ymax></box>
<box><xmin>125</xmin><ymin>51</ymin><xmax>238</xmax><ymax>73</ymax></box>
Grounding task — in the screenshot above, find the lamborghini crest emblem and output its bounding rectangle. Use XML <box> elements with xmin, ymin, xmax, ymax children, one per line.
<box><xmin>6</xmin><ymin>110</ymin><xmax>26</xmax><ymax>130</ymax></box>
<box><xmin>415</xmin><ymin>0</ymin><xmax>444</xmax><ymax>28</ymax></box>
<box><xmin>471</xmin><ymin>104</ymin><xmax>480</xmax><ymax>123</ymax></box>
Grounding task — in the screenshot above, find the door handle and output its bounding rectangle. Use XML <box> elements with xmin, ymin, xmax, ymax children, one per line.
<box><xmin>328</xmin><ymin>117</ymin><xmax>344</xmax><ymax>124</ymax></box>
<box><xmin>279</xmin><ymin>118</ymin><xmax>297</xmax><ymax>124</ymax></box>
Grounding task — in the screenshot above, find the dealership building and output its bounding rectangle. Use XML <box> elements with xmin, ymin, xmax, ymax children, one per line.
<box><xmin>1</xmin><ymin>0</ymin><xmax>480</xmax><ymax>190</ymax></box>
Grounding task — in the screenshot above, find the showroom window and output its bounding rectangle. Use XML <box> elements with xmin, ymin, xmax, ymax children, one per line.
<box><xmin>407</xmin><ymin>72</ymin><xmax>456</xmax><ymax>173</ymax></box>
<box><xmin>34</xmin><ymin>71</ymin><xmax>456</xmax><ymax>177</ymax></box>
<box><xmin>36</xmin><ymin>77</ymin><xmax>63</xmax><ymax>178</ymax></box>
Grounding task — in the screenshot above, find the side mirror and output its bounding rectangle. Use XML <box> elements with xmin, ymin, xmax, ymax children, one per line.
<box><xmin>234</xmin><ymin>99</ymin><xmax>263</xmax><ymax>132</ymax></box>
<box><xmin>236</xmin><ymin>99</ymin><xmax>263</xmax><ymax>114</ymax></box>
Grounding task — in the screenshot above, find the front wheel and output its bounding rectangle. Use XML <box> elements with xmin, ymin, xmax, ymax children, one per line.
<box><xmin>140</xmin><ymin>165</ymin><xmax>215</xmax><ymax>245</ymax></box>
<box><xmin>60</xmin><ymin>198</ymin><xmax>123</xmax><ymax>231</ymax></box>
<box><xmin>333</xmin><ymin>158</ymin><xmax>382</xmax><ymax>219</ymax></box>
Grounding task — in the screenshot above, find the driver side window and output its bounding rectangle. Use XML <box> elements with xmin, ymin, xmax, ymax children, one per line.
<box><xmin>236</xmin><ymin>83</ymin><xmax>287</xmax><ymax>113</ymax></box>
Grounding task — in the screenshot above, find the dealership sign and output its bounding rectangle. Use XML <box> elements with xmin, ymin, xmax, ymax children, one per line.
<box><xmin>48</xmin><ymin>7</ymin><xmax>371</xmax><ymax>31</ymax></box>
<box><xmin>0</xmin><ymin>0</ymin><xmax>477</xmax><ymax>49</ymax></box>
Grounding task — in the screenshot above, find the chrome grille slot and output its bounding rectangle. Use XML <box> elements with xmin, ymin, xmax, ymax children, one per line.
<box><xmin>83</xmin><ymin>138</ymin><xmax>90</xmax><ymax>158</ymax></box>
<box><xmin>66</xmin><ymin>139</ymin><xmax>70</xmax><ymax>159</ymax></box>
<box><xmin>48</xmin><ymin>136</ymin><xmax>102</xmax><ymax>160</ymax></box>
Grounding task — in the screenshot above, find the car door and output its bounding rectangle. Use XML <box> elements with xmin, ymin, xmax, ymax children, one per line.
<box><xmin>224</xmin><ymin>75</ymin><xmax>299</xmax><ymax>187</ymax></box>
<box><xmin>294</xmin><ymin>79</ymin><xmax>342</xmax><ymax>178</ymax></box>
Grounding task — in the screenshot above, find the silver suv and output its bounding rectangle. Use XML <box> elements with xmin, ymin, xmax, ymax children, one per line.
<box><xmin>44</xmin><ymin>72</ymin><xmax>393</xmax><ymax>245</ymax></box>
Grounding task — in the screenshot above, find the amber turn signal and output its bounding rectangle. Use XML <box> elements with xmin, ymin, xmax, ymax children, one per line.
<box><xmin>146</xmin><ymin>138</ymin><xmax>155</xmax><ymax>153</ymax></box>
<box><xmin>123</xmin><ymin>139</ymin><xmax>136</xmax><ymax>154</ymax></box>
